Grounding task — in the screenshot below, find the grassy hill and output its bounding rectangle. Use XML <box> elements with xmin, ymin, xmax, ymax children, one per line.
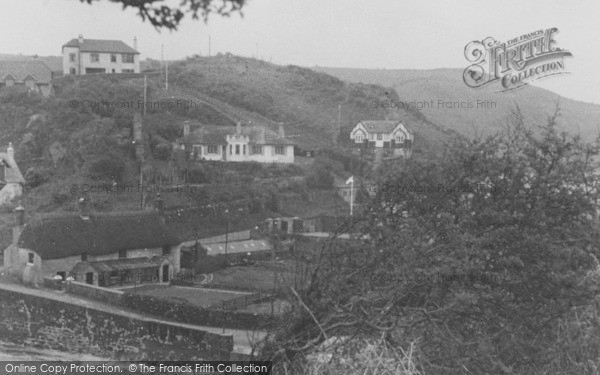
<box><xmin>0</xmin><ymin>55</ymin><xmax>452</xmax><ymax>222</ymax></box>
<box><xmin>312</xmin><ymin>67</ymin><xmax>600</xmax><ymax>138</ymax></box>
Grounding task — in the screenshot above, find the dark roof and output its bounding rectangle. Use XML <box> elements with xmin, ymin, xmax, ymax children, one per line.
<box><xmin>18</xmin><ymin>211</ymin><xmax>180</xmax><ymax>260</ymax></box>
<box><xmin>0</xmin><ymin>60</ymin><xmax>52</xmax><ymax>83</ymax></box>
<box><xmin>63</xmin><ymin>38</ymin><xmax>139</xmax><ymax>54</ymax></box>
<box><xmin>71</xmin><ymin>256</ymin><xmax>167</xmax><ymax>275</ymax></box>
<box><xmin>359</xmin><ymin>121</ymin><xmax>405</xmax><ymax>134</ymax></box>
<box><xmin>179</xmin><ymin>125</ymin><xmax>294</xmax><ymax>146</ymax></box>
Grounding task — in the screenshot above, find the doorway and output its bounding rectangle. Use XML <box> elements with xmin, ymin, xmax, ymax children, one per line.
<box><xmin>162</xmin><ymin>265</ymin><xmax>169</xmax><ymax>282</ymax></box>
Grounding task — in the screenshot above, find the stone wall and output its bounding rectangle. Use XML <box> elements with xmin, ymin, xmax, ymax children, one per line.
<box><xmin>0</xmin><ymin>286</ymin><xmax>233</xmax><ymax>360</ymax></box>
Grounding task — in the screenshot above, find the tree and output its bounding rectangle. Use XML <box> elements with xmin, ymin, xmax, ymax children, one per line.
<box><xmin>78</xmin><ymin>0</ymin><xmax>246</xmax><ymax>29</ymax></box>
<box><xmin>266</xmin><ymin>108</ymin><xmax>600</xmax><ymax>374</ymax></box>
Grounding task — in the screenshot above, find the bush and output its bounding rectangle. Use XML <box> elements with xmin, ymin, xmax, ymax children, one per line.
<box><xmin>306</xmin><ymin>164</ymin><xmax>333</xmax><ymax>189</ymax></box>
<box><xmin>86</xmin><ymin>156</ymin><xmax>125</xmax><ymax>182</ymax></box>
<box><xmin>24</xmin><ymin>167</ymin><xmax>52</xmax><ymax>188</ymax></box>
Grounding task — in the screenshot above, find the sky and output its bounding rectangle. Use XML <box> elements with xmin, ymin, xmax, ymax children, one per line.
<box><xmin>2</xmin><ymin>0</ymin><xmax>600</xmax><ymax>104</ymax></box>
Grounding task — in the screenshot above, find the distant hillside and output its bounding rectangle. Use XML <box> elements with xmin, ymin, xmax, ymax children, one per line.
<box><xmin>312</xmin><ymin>67</ymin><xmax>600</xmax><ymax>138</ymax></box>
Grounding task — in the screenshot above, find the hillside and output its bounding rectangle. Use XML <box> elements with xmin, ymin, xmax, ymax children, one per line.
<box><xmin>312</xmin><ymin>67</ymin><xmax>600</xmax><ymax>138</ymax></box>
<box><xmin>0</xmin><ymin>55</ymin><xmax>451</xmax><ymax>223</ymax></box>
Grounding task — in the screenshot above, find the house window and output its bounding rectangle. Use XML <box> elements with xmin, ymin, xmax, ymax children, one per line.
<box><xmin>275</xmin><ymin>146</ymin><xmax>285</xmax><ymax>155</ymax></box>
<box><xmin>377</xmin><ymin>133</ymin><xmax>383</xmax><ymax>140</ymax></box>
<box><xmin>235</xmin><ymin>145</ymin><xmax>240</xmax><ymax>155</ymax></box>
<box><xmin>162</xmin><ymin>245</ymin><xmax>171</xmax><ymax>255</ymax></box>
<box><xmin>355</xmin><ymin>135</ymin><xmax>363</xmax><ymax>143</ymax></box>
<box><xmin>207</xmin><ymin>145</ymin><xmax>218</xmax><ymax>154</ymax></box>
<box><xmin>229</xmin><ymin>145</ymin><xmax>232</xmax><ymax>155</ymax></box>
<box><xmin>395</xmin><ymin>135</ymin><xmax>404</xmax><ymax>143</ymax></box>
<box><xmin>90</xmin><ymin>53</ymin><xmax>99</xmax><ymax>62</ymax></box>
<box><xmin>111</xmin><ymin>54</ymin><xmax>117</xmax><ymax>63</ymax></box>
<box><xmin>122</xmin><ymin>69</ymin><xmax>134</xmax><ymax>73</ymax></box>
<box><xmin>370</xmin><ymin>133</ymin><xmax>374</xmax><ymax>141</ymax></box>
<box><xmin>111</xmin><ymin>69</ymin><xmax>116</xmax><ymax>73</ymax></box>
<box><xmin>28</xmin><ymin>253</ymin><xmax>34</xmax><ymax>264</ymax></box>
<box><xmin>118</xmin><ymin>249</ymin><xmax>127</xmax><ymax>258</ymax></box>
<box><xmin>243</xmin><ymin>145</ymin><xmax>246</xmax><ymax>155</ymax></box>
<box><xmin>122</xmin><ymin>54</ymin><xmax>134</xmax><ymax>63</ymax></box>
<box><xmin>251</xmin><ymin>145</ymin><xmax>263</xmax><ymax>155</ymax></box>
<box><xmin>81</xmin><ymin>253</ymin><xmax>88</xmax><ymax>261</ymax></box>
<box><xmin>69</xmin><ymin>68</ymin><xmax>76</xmax><ymax>75</ymax></box>
<box><xmin>69</xmin><ymin>53</ymin><xmax>76</xmax><ymax>62</ymax></box>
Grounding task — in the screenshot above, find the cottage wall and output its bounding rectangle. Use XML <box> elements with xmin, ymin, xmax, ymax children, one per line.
<box><xmin>0</xmin><ymin>182</ymin><xmax>22</xmax><ymax>204</ymax></box>
<box><xmin>43</xmin><ymin>244</ymin><xmax>181</xmax><ymax>281</ymax></box>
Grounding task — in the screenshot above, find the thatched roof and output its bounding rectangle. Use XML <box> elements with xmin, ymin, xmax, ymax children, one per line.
<box><xmin>18</xmin><ymin>211</ymin><xmax>180</xmax><ymax>260</ymax></box>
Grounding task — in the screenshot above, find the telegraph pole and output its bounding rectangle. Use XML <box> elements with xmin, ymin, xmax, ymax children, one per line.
<box><xmin>165</xmin><ymin>60</ymin><xmax>168</xmax><ymax>90</ymax></box>
<box><xmin>337</xmin><ymin>105</ymin><xmax>341</xmax><ymax>145</ymax></box>
<box><xmin>208</xmin><ymin>35</ymin><xmax>211</xmax><ymax>56</ymax></box>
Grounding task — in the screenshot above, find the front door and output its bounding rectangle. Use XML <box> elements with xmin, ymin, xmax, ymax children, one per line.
<box><xmin>85</xmin><ymin>272</ymin><xmax>94</xmax><ymax>285</ymax></box>
<box><xmin>222</xmin><ymin>145</ymin><xmax>227</xmax><ymax>160</ymax></box>
<box><xmin>162</xmin><ymin>265</ymin><xmax>169</xmax><ymax>282</ymax></box>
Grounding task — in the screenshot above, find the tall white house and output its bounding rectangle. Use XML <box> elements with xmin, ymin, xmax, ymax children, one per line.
<box><xmin>62</xmin><ymin>35</ymin><xmax>140</xmax><ymax>75</ymax></box>
<box><xmin>350</xmin><ymin>120</ymin><xmax>413</xmax><ymax>158</ymax></box>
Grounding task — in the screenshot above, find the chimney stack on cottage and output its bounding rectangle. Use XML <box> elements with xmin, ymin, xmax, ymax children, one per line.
<box><xmin>236</xmin><ymin>121</ymin><xmax>242</xmax><ymax>135</ymax></box>
<box><xmin>78</xmin><ymin>197</ymin><xmax>91</xmax><ymax>220</ymax></box>
<box><xmin>14</xmin><ymin>204</ymin><xmax>25</xmax><ymax>227</ymax></box>
<box><xmin>278</xmin><ymin>123</ymin><xmax>285</xmax><ymax>138</ymax></box>
<box><xmin>78</xmin><ymin>34</ymin><xmax>83</xmax><ymax>44</ymax></box>
<box><xmin>134</xmin><ymin>36</ymin><xmax>138</xmax><ymax>51</ymax></box>
<box><xmin>7</xmin><ymin>142</ymin><xmax>14</xmax><ymax>160</ymax></box>
<box><xmin>183</xmin><ymin>121</ymin><xmax>190</xmax><ymax>136</ymax></box>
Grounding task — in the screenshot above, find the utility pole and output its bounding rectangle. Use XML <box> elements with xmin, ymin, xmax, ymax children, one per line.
<box><xmin>224</xmin><ymin>209</ymin><xmax>229</xmax><ymax>262</ymax></box>
<box><xmin>143</xmin><ymin>75</ymin><xmax>147</xmax><ymax>116</ymax></box>
<box><xmin>337</xmin><ymin>105</ymin><xmax>341</xmax><ymax>145</ymax></box>
<box><xmin>208</xmin><ymin>35</ymin><xmax>211</xmax><ymax>56</ymax></box>
<box><xmin>165</xmin><ymin>60</ymin><xmax>168</xmax><ymax>90</ymax></box>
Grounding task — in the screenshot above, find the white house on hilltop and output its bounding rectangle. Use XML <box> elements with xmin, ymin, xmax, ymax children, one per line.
<box><xmin>178</xmin><ymin>122</ymin><xmax>295</xmax><ymax>164</ymax></box>
<box><xmin>350</xmin><ymin>120</ymin><xmax>413</xmax><ymax>158</ymax></box>
<box><xmin>62</xmin><ymin>35</ymin><xmax>140</xmax><ymax>75</ymax></box>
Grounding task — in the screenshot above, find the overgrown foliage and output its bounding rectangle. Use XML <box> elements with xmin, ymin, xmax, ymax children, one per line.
<box><xmin>266</xmin><ymin>108</ymin><xmax>600</xmax><ymax>374</ymax></box>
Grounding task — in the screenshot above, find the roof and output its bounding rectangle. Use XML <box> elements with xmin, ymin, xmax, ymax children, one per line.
<box><xmin>62</xmin><ymin>38</ymin><xmax>139</xmax><ymax>54</ymax></box>
<box><xmin>0</xmin><ymin>150</ymin><xmax>25</xmax><ymax>184</ymax></box>
<box><xmin>358</xmin><ymin>121</ymin><xmax>406</xmax><ymax>134</ymax></box>
<box><xmin>179</xmin><ymin>124</ymin><xmax>294</xmax><ymax>146</ymax></box>
<box><xmin>18</xmin><ymin>211</ymin><xmax>180</xmax><ymax>260</ymax></box>
<box><xmin>201</xmin><ymin>239</ymin><xmax>272</xmax><ymax>255</ymax></box>
<box><xmin>70</xmin><ymin>256</ymin><xmax>168</xmax><ymax>275</ymax></box>
<box><xmin>0</xmin><ymin>60</ymin><xmax>52</xmax><ymax>83</ymax></box>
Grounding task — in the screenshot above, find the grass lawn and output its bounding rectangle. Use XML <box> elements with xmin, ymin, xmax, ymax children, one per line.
<box><xmin>210</xmin><ymin>260</ymin><xmax>308</xmax><ymax>293</ymax></box>
<box><xmin>129</xmin><ymin>284</ymin><xmax>250</xmax><ymax>308</ymax></box>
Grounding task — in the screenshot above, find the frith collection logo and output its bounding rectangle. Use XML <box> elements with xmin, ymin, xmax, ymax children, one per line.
<box><xmin>463</xmin><ymin>27</ymin><xmax>572</xmax><ymax>91</ymax></box>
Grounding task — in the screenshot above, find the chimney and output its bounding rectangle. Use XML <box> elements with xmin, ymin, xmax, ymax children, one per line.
<box><xmin>134</xmin><ymin>36</ymin><xmax>138</xmax><ymax>51</ymax></box>
<box><xmin>78</xmin><ymin>197</ymin><xmax>91</xmax><ymax>220</ymax></box>
<box><xmin>6</xmin><ymin>142</ymin><xmax>14</xmax><ymax>160</ymax></box>
<box><xmin>14</xmin><ymin>204</ymin><xmax>25</xmax><ymax>227</ymax></box>
<box><xmin>236</xmin><ymin>121</ymin><xmax>241</xmax><ymax>135</ymax></box>
<box><xmin>278</xmin><ymin>123</ymin><xmax>285</xmax><ymax>138</ymax></box>
<box><xmin>183</xmin><ymin>121</ymin><xmax>190</xmax><ymax>136</ymax></box>
<box><xmin>78</xmin><ymin>34</ymin><xmax>83</xmax><ymax>44</ymax></box>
